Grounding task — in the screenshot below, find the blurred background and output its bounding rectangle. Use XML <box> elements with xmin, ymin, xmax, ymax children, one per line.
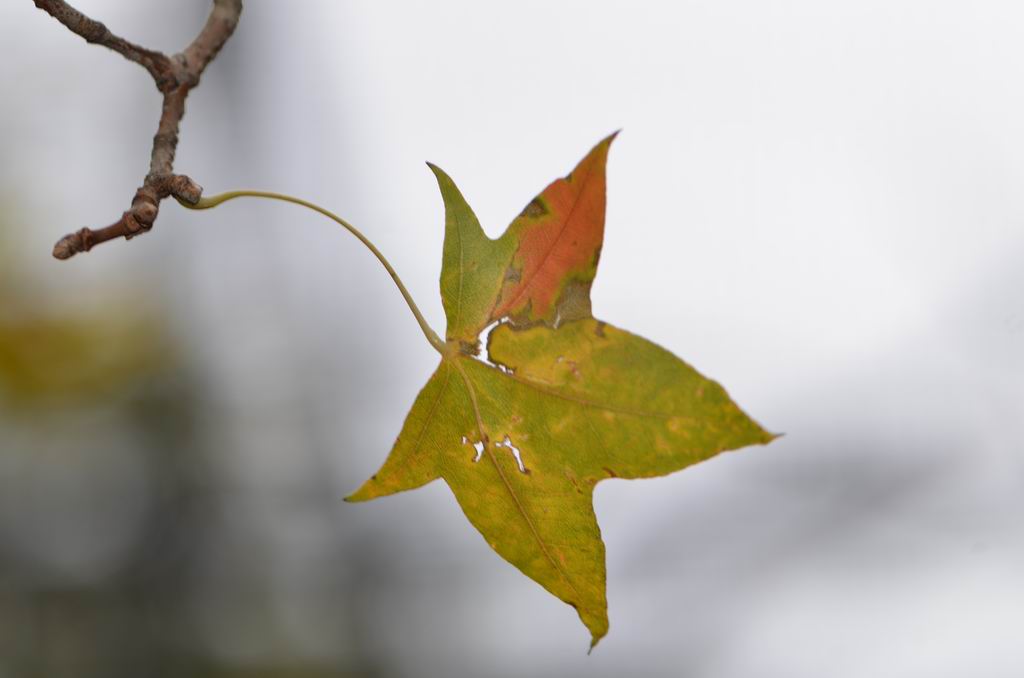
<box><xmin>1</xmin><ymin>1</ymin><xmax>1022</xmax><ymax>676</ymax></box>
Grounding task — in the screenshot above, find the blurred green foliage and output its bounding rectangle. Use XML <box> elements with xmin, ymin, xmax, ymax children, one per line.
<box><xmin>0</xmin><ymin>205</ymin><xmax>170</xmax><ymax>409</ymax></box>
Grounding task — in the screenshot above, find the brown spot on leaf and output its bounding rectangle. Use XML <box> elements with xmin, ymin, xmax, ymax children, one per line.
<box><xmin>519</xmin><ymin>197</ymin><xmax>548</xmax><ymax>219</ymax></box>
<box><xmin>458</xmin><ymin>340</ymin><xmax>480</xmax><ymax>356</ymax></box>
<box><xmin>552</xmin><ymin>279</ymin><xmax>593</xmax><ymax>326</ymax></box>
<box><xmin>594</xmin><ymin>321</ymin><xmax>607</xmax><ymax>338</ymax></box>
<box><xmin>602</xmin><ymin>467</ymin><xmax>618</xmax><ymax>478</ymax></box>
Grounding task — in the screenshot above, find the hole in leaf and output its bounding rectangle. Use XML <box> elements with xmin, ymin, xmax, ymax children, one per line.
<box><xmin>475</xmin><ymin>320</ymin><xmax>501</xmax><ymax>363</ymax></box>
<box><xmin>495</xmin><ymin>435</ymin><xmax>526</xmax><ymax>473</ymax></box>
<box><xmin>472</xmin><ymin>441</ymin><xmax>484</xmax><ymax>463</ymax></box>
<box><xmin>471</xmin><ymin>320</ymin><xmax>515</xmax><ymax>375</ymax></box>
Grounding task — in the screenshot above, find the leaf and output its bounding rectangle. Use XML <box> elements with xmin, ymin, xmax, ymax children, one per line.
<box><xmin>347</xmin><ymin>134</ymin><xmax>775</xmax><ymax>647</ymax></box>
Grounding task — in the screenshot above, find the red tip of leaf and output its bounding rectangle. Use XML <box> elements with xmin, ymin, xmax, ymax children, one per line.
<box><xmin>490</xmin><ymin>133</ymin><xmax>617</xmax><ymax>325</ymax></box>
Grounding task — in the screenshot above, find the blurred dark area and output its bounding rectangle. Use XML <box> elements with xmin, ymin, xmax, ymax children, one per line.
<box><xmin>0</xmin><ymin>219</ymin><xmax>376</xmax><ymax>677</ymax></box>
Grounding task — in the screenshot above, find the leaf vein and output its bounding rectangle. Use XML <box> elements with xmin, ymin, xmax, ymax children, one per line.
<box><xmin>497</xmin><ymin>157</ymin><xmax>597</xmax><ymax>318</ymax></box>
<box><xmin>477</xmin><ymin>359</ymin><xmax>673</xmax><ymax>419</ymax></box>
<box><xmin>451</xmin><ymin>358</ymin><xmax>583</xmax><ymax>602</ymax></box>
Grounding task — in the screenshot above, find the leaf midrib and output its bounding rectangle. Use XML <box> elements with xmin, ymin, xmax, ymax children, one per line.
<box><xmin>492</xmin><ymin>158</ymin><xmax>598</xmax><ymax>321</ymax></box>
<box><xmin>447</xmin><ymin>355</ymin><xmax>585</xmax><ymax>606</ymax></box>
<box><xmin>472</xmin><ymin>349</ymin><xmax>674</xmax><ymax>419</ymax></box>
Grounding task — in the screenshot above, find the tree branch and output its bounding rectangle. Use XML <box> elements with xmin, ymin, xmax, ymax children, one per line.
<box><xmin>34</xmin><ymin>0</ymin><xmax>243</xmax><ymax>260</ymax></box>
<box><xmin>32</xmin><ymin>0</ymin><xmax>174</xmax><ymax>86</ymax></box>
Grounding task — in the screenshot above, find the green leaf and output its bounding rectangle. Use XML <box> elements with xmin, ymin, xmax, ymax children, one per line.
<box><xmin>348</xmin><ymin>135</ymin><xmax>775</xmax><ymax>647</ymax></box>
<box><xmin>429</xmin><ymin>162</ymin><xmax>516</xmax><ymax>346</ymax></box>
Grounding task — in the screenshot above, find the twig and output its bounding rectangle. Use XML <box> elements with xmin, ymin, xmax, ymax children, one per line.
<box><xmin>33</xmin><ymin>0</ymin><xmax>243</xmax><ymax>260</ymax></box>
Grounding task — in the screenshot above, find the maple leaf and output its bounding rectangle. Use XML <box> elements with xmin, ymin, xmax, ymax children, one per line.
<box><xmin>346</xmin><ymin>133</ymin><xmax>775</xmax><ymax>647</ymax></box>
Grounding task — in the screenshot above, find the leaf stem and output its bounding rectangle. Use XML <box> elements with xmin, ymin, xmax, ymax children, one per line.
<box><xmin>177</xmin><ymin>190</ymin><xmax>447</xmax><ymax>355</ymax></box>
